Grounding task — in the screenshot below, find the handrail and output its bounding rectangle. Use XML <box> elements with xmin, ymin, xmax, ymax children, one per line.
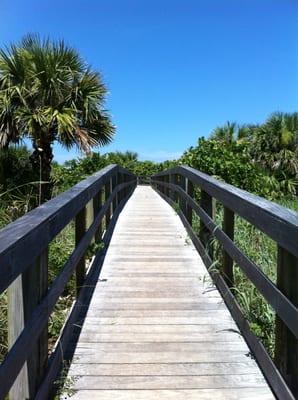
<box><xmin>151</xmin><ymin>165</ymin><xmax>298</xmax><ymax>400</ymax></box>
<box><xmin>153</xmin><ymin>166</ymin><xmax>298</xmax><ymax>258</ymax></box>
<box><xmin>0</xmin><ymin>164</ymin><xmax>137</xmax><ymax>399</ymax></box>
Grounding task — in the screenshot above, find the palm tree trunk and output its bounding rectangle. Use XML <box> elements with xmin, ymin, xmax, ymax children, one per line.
<box><xmin>30</xmin><ymin>141</ymin><xmax>54</xmax><ymax>204</ymax></box>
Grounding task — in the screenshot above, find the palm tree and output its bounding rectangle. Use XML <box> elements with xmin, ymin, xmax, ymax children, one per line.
<box><xmin>237</xmin><ymin>124</ymin><xmax>258</xmax><ymax>141</ymax></box>
<box><xmin>113</xmin><ymin>151</ymin><xmax>139</xmax><ymax>162</ymax></box>
<box><xmin>0</xmin><ymin>35</ymin><xmax>114</xmax><ymax>202</ymax></box>
<box><xmin>210</xmin><ymin>121</ymin><xmax>258</xmax><ymax>143</ymax></box>
<box><xmin>251</xmin><ymin>112</ymin><xmax>298</xmax><ymax>194</ymax></box>
<box><xmin>210</xmin><ymin>121</ymin><xmax>237</xmax><ymax>143</ymax></box>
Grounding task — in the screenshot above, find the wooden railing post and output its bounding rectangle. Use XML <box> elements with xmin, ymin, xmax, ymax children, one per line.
<box><xmin>105</xmin><ymin>178</ymin><xmax>112</xmax><ymax>229</ymax></box>
<box><xmin>129</xmin><ymin>175</ymin><xmax>135</xmax><ymax>196</ymax></box>
<box><xmin>164</xmin><ymin>175</ymin><xmax>170</xmax><ymax>197</ymax></box>
<box><xmin>170</xmin><ymin>174</ymin><xmax>178</xmax><ymax>203</ymax></box>
<box><xmin>93</xmin><ymin>188</ymin><xmax>103</xmax><ymax>244</ymax></box>
<box><xmin>86</xmin><ymin>200</ymin><xmax>94</xmax><ymax>233</ymax></box>
<box><xmin>275</xmin><ymin>246</ymin><xmax>298</xmax><ymax>396</ymax></box>
<box><xmin>118</xmin><ymin>172</ymin><xmax>124</xmax><ymax>203</ymax></box>
<box><xmin>179</xmin><ymin>175</ymin><xmax>187</xmax><ymax>216</ymax></box>
<box><xmin>159</xmin><ymin>176</ymin><xmax>164</xmax><ymax>194</ymax></box>
<box><xmin>222</xmin><ymin>206</ymin><xmax>234</xmax><ymax>287</ymax></box>
<box><xmin>127</xmin><ymin>174</ymin><xmax>133</xmax><ymax>197</ymax></box>
<box><xmin>199</xmin><ymin>190</ymin><xmax>213</xmax><ymax>259</ymax></box>
<box><xmin>75</xmin><ymin>207</ymin><xmax>86</xmax><ymax>296</ymax></box>
<box><xmin>8</xmin><ymin>249</ymin><xmax>48</xmax><ymax>400</ymax></box>
<box><xmin>123</xmin><ymin>174</ymin><xmax>128</xmax><ymax>198</ymax></box>
<box><xmin>169</xmin><ymin>174</ymin><xmax>174</xmax><ymax>201</ymax></box>
<box><xmin>117</xmin><ymin>172</ymin><xmax>123</xmax><ymax>206</ymax></box>
<box><xmin>186</xmin><ymin>178</ymin><xmax>194</xmax><ymax>226</ymax></box>
<box><xmin>112</xmin><ymin>173</ymin><xmax>118</xmax><ymax>215</ymax></box>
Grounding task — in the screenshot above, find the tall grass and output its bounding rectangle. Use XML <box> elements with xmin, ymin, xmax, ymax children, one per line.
<box><xmin>0</xmin><ymin>223</ymin><xmax>77</xmax><ymax>363</ymax></box>
<box><xmin>193</xmin><ymin>196</ymin><xmax>298</xmax><ymax>357</ymax></box>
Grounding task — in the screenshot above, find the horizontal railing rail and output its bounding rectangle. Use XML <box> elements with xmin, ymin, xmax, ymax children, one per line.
<box><xmin>151</xmin><ymin>165</ymin><xmax>298</xmax><ymax>400</ymax></box>
<box><xmin>0</xmin><ymin>164</ymin><xmax>137</xmax><ymax>400</ymax></box>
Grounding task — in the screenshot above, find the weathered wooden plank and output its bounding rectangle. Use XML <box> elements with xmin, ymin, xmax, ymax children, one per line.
<box><xmin>81</xmin><ymin>309</ymin><xmax>233</xmax><ymax>325</ymax></box>
<box><xmin>8</xmin><ymin>249</ymin><xmax>48</xmax><ymax>400</ymax></box>
<box><xmin>69</xmin><ymin>361</ymin><xmax>259</xmax><ymax>376</ymax></box>
<box><xmin>65</xmin><ymin>186</ymin><xmax>273</xmax><ymax>399</ymax></box>
<box><xmin>78</xmin><ymin>324</ymin><xmax>235</xmax><ymax>334</ymax></box>
<box><xmin>84</xmin><ymin>303</ymin><xmax>229</xmax><ymax>311</ymax></box>
<box><xmin>74</xmin><ymin>342</ymin><xmax>248</xmax><ymax>352</ymax></box>
<box><xmin>66</xmin><ymin>388</ymin><xmax>274</xmax><ymax>400</ymax></box>
<box><xmin>77</xmin><ymin>332</ymin><xmax>243</xmax><ymax>343</ymax></box>
<box><xmin>91</xmin><ymin>290</ymin><xmax>221</xmax><ymax>298</ymax></box>
<box><xmin>72</xmin><ymin>374</ymin><xmax>267</xmax><ymax>390</ymax></box>
<box><xmin>72</xmin><ymin>351</ymin><xmax>254</xmax><ymax>364</ymax></box>
<box><xmin>90</xmin><ymin>296</ymin><xmax>223</xmax><ymax>303</ymax></box>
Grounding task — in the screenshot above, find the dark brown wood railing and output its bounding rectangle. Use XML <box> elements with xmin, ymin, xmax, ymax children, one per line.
<box><xmin>152</xmin><ymin>165</ymin><xmax>298</xmax><ymax>400</ymax></box>
<box><xmin>0</xmin><ymin>164</ymin><xmax>136</xmax><ymax>400</ymax></box>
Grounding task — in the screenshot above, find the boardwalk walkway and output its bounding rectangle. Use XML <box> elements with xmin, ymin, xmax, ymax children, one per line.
<box><xmin>66</xmin><ymin>186</ymin><xmax>274</xmax><ymax>399</ymax></box>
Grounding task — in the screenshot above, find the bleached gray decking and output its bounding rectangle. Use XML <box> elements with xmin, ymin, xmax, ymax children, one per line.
<box><xmin>66</xmin><ymin>186</ymin><xmax>274</xmax><ymax>399</ymax></box>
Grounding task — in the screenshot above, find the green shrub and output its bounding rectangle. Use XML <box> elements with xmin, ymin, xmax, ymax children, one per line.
<box><xmin>180</xmin><ymin>138</ymin><xmax>281</xmax><ymax>199</ymax></box>
<box><xmin>0</xmin><ymin>147</ymin><xmax>37</xmax><ymax>192</ymax></box>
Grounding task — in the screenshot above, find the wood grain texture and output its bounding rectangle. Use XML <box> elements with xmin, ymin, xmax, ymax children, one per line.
<box><xmin>65</xmin><ymin>186</ymin><xmax>274</xmax><ymax>400</ymax></box>
<box><xmin>66</xmin><ymin>388</ymin><xmax>274</xmax><ymax>400</ymax></box>
<box><xmin>8</xmin><ymin>249</ymin><xmax>48</xmax><ymax>400</ymax></box>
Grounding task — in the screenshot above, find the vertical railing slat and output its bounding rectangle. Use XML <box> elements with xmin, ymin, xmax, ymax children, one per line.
<box><xmin>222</xmin><ymin>206</ymin><xmax>234</xmax><ymax>287</ymax></box>
<box><xmin>117</xmin><ymin>172</ymin><xmax>123</xmax><ymax>206</ymax></box>
<box><xmin>75</xmin><ymin>207</ymin><xmax>86</xmax><ymax>296</ymax></box>
<box><xmin>8</xmin><ymin>249</ymin><xmax>48</xmax><ymax>400</ymax></box>
<box><xmin>199</xmin><ymin>190</ymin><xmax>213</xmax><ymax>259</ymax></box>
<box><xmin>275</xmin><ymin>246</ymin><xmax>298</xmax><ymax>396</ymax></box>
<box><xmin>105</xmin><ymin>178</ymin><xmax>112</xmax><ymax>229</ymax></box>
<box><xmin>112</xmin><ymin>174</ymin><xmax>118</xmax><ymax>215</ymax></box>
<box><xmin>93</xmin><ymin>188</ymin><xmax>103</xmax><ymax>244</ymax></box>
<box><xmin>186</xmin><ymin>179</ymin><xmax>194</xmax><ymax>226</ymax></box>
<box><xmin>179</xmin><ymin>175</ymin><xmax>186</xmax><ymax>215</ymax></box>
<box><xmin>164</xmin><ymin>174</ymin><xmax>170</xmax><ymax>197</ymax></box>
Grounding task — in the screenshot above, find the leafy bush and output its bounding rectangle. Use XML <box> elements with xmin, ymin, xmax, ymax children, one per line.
<box><xmin>180</xmin><ymin>138</ymin><xmax>281</xmax><ymax>199</ymax></box>
<box><xmin>0</xmin><ymin>147</ymin><xmax>37</xmax><ymax>191</ymax></box>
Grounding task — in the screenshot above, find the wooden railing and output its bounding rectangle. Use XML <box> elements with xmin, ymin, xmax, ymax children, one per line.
<box><xmin>137</xmin><ymin>176</ymin><xmax>151</xmax><ymax>185</ymax></box>
<box><xmin>0</xmin><ymin>164</ymin><xmax>136</xmax><ymax>400</ymax></box>
<box><xmin>152</xmin><ymin>165</ymin><xmax>298</xmax><ymax>400</ymax></box>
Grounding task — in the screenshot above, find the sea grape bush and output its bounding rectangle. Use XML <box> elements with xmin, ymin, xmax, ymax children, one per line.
<box><xmin>180</xmin><ymin>138</ymin><xmax>282</xmax><ymax>199</ymax></box>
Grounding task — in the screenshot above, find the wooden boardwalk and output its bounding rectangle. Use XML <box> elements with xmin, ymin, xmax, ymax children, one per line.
<box><xmin>66</xmin><ymin>186</ymin><xmax>274</xmax><ymax>399</ymax></box>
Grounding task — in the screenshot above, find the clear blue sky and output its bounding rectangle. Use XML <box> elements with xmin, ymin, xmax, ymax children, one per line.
<box><xmin>1</xmin><ymin>0</ymin><xmax>297</xmax><ymax>162</ymax></box>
